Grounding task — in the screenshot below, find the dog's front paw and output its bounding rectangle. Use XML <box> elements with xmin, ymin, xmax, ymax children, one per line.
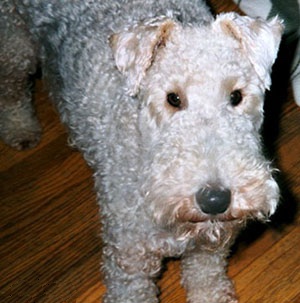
<box><xmin>4</xmin><ymin>129</ymin><xmax>42</xmax><ymax>150</ymax></box>
<box><xmin>0</xmin><ymin>102</ymin><xmax>42</xmax><ymax>150</ymax></box>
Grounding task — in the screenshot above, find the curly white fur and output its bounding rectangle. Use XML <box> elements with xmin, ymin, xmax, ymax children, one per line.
<box><xmin>0</xmin><ymin>1</ymin><xmax>283</xmax><ymax>302</ymax></box>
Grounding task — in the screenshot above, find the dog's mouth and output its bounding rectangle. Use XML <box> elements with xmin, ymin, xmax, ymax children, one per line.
<box><xmin>171</xmin><ymin>203</ymin><xmax>247</xmax><ymax>246</ymax></box>
<box><xmin>176</xmin><ymin>206</ymin><xmax>242</xmax><ymax>223</ymax></box>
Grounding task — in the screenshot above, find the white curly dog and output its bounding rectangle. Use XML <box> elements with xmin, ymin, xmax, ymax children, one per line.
<box><xmin>0</xmin><ymin>0</ymin><xmax>283</xmax><ymax>302</ymax></box>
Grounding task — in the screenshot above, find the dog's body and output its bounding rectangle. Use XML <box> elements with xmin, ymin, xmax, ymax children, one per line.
<box><xmin>0</xmin><ymin>1</ymin><xmax>283</xmax><ymax>302</ymax></box>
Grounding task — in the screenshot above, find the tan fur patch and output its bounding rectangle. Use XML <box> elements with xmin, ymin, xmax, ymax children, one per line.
<box><xmin>220</xmin><ymin>20</ymin><xmax>242</xmax><ymax>43</ymax></box>
<box><xmin>150</xmin><ymin>20</ymin><xmax>176</xmax><ymax>68</ymax></box>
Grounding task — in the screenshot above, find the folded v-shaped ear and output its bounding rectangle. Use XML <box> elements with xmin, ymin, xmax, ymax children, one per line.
<box><xmin>110</xmin><ymin>17</ymin><xmax>175</xmax><ymax>96</ymax></box>
<box><xmin>214</xmin><ymin>13</ymin><xmax>284</xmax><ymax>89</ymax></box>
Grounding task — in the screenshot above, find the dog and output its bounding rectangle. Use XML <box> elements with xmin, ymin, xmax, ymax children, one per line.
<box><xmin>0</xmin><ymin>1</ymin><xmax>283</xmax><ymax>302</ymax></box>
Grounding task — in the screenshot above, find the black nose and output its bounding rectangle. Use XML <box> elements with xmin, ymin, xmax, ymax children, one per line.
<box><xmin>195</xmin><ymin>187</ymin><xmax>231</xmax><ymax>215</ymax></box>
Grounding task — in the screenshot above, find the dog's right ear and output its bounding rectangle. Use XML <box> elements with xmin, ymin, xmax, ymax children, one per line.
<box><xmin>214</xmin><ymin>13</ymin><xmax>283</xmax><ymax>90</ymax></box>
<box><xmin>110</xmin><ymin>17</ymin><xmax>175</xmax><ymax>96</ymax></box>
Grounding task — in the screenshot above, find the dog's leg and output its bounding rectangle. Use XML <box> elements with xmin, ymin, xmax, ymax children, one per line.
<box><xmin>101</xmin><ymin>238</ymin><xmax>162</xmax><ymax>303</ymax></box>
<box><xmin>181</xmin><ymin>249</ymin><xmax>238</xmax><ymax>303</ymax></box>
<box><xmin>0</xmin><ymin>12</ymin><xmax>41</xmax><ymax>150</ymax></box>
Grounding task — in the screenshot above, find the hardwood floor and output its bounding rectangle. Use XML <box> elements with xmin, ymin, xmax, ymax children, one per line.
<box><xmin>0</xmin><ymin>1</ymin><xmax>299</xmax><ymax>302</ymax></box>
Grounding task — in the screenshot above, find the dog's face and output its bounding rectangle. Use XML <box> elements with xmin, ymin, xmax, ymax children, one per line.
<box><xmin>111</xmin><ymin>13</ymin><xmax>283</xmax><ymax>245</ymax></box>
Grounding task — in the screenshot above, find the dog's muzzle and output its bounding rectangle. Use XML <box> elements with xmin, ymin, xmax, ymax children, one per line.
<box><xmin>195</xmin><ymin>187</ymin><xmax>231</xmax><ymax>215</ymax></box>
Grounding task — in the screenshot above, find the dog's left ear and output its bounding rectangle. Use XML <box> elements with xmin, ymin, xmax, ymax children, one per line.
<box><xmin>214</xmin><ymin>13</ymin><xmax>284</xmax><ymax>89</ymax></box>
<box><xmin>110</xmin><ymin>17</ymin><xmax>175</xmax><ymax>96</ymax></box>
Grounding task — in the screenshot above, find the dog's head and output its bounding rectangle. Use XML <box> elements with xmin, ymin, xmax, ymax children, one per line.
<box><xmin>110</xmin><ymin>13</ymin><xmax>283</xmax><ymax>246</ymax></box>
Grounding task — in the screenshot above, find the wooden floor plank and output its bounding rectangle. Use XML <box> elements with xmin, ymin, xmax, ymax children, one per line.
<box><xmin>234</xmin><ymin>225</ymin><xmax>300</xmax><ymax>302</ymax></box>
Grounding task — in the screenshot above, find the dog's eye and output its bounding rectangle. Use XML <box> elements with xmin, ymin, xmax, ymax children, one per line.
<box><xmin>167</xmin><ymin>92</ymin><xmax>181</xmax><ymax>108</ymax></box>
<box><xmin>230</xmin><ymin>90</ymin><xmax>243</xmax><ymax>106</ymax></box>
